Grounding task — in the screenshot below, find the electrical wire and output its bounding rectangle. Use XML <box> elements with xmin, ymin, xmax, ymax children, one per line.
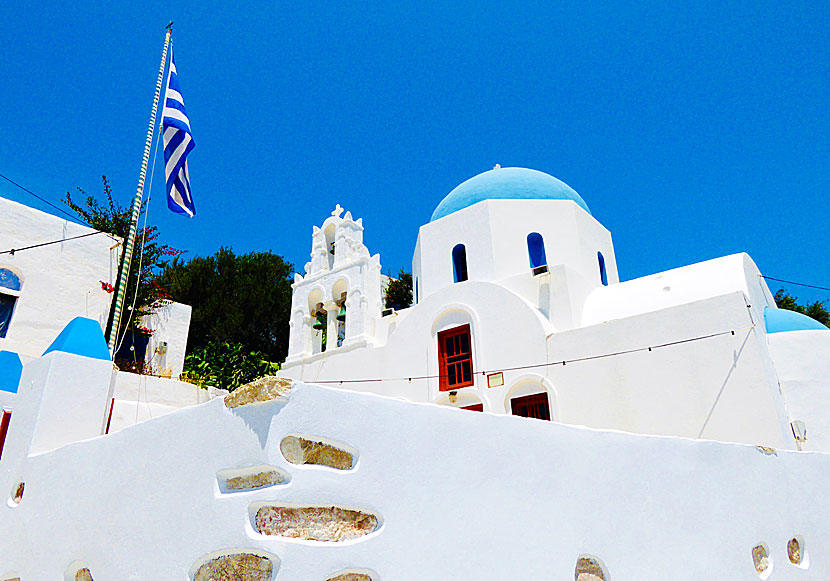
<box><xmin>761</xmin><ymin>275</ymin><xmax>830</xmax><ymax>293</ymax></box>
<box><xmin>0</xmin><ymin>230</ymin><xmax>109</xmax><ymax>255</ymax></box>
<box><xmin>312</xmin><ymin>324</ymin><xmax>754</xmax><ymax>385</ymax></box>
<box><xmin>0</xmin><ymin>171</ymin><xmax>94</xmax><ymax>227</ymax></box>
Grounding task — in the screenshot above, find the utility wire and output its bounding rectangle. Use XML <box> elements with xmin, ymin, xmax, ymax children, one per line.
<box><xmin>313</xmin><ymin>325</ymin><xmax>753</xmax><ymax>385</ymax></box>
<box><xmin>761</xmin><ymin>275</ymin><xmax>830</xmax><ymax>293</ymax></box>
<box><xmin>0</xmin><ymin>171</ymin><xmax>93</xmax><ymax>227</ymax></box>
<box><xmin>0</xmin><ymin>231</ymin><xmax>109</xmax><ymax>256</ymax></box>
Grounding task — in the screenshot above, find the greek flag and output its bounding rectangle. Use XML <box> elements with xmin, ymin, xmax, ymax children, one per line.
<box><xmin>162</xmin><ymin>44</ymin><xmax>196</xmax><ymax>217</ymax></box>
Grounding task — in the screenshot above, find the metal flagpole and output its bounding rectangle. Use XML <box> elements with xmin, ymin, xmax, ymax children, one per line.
<box><xmin>107</xmin><ymin>23</ymin><xmax>173</xmax><ymax>354</ymax></box>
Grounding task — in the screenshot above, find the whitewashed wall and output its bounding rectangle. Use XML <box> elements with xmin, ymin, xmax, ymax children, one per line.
<box><xmin>768</xmin><ymin>330</ymin><xmax>830</xmax><ymax>452</ymax></box>
<box><xmin>0</xmin><ymin>197</ymin><xmax>116</xmax><ymax>360</ymax></box>
<box><xmin>109</xmin><ymin>371</ymin><xmax>226</xmax><ymax>433</ymax></box>
<box><xmin>0</xmin><ymin>374</ymin><xmax>827</xmax><ymax>579</ymax></box>
<box><xmin>141</xmin><ymin>301</ymin><xmax>192</xmax><ymax>379</ymax></box>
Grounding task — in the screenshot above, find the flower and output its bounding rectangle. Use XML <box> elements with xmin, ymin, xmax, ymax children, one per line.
<box><xmin>99</xmin><ymin>281</ymin><xmax>115</xmax><ymax>293</ymax></box>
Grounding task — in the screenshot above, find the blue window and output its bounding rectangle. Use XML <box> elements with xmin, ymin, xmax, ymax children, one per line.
<box><xmin>0</xmin><ymin>269</ymin><xmax>20</xmax><ymax>292</ymax></box>
<box><xmin>452</xmin><ymin>244</ymin><xmax>468</xmax><ymax>283</ymax></box>
<box><xmin>0</xmin><ymin>268</ymin><xmax>22</xmax><ymax>339</ymax></box>
<box><xmin>527</xmin><ymin>232</ymin><xmax>547</xmax><ymax>269</ymax></box>
<box><xmin>597</xmin><ymin>252</ymin><xmax>608</xmax><ymax>286</ymax></box>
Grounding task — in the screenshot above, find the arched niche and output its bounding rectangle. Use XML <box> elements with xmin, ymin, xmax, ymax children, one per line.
<box><xmin>0</xmin><ymin>267</ymin><xmax>22</xmax><ymax>292</ymax></box>
<box><xmin>430</xmin><ymin>305</ymin><xmax>482</xmax><ymax>395</ymax></box>
<box><xmin>435</xmin><ymin>391</ymin><xmax>484</xmax><ymax>411</ymax></box>
<box><xmin>527</xmin><ymin>232</ymin><xmax>547</xmax><ymax>269</ymax></box>
<box><xmin>324</xmin><ymin>223</ymin><xmax>336</xmax><ymax>269</ymax></box>
<box><xmin>504</xmin><ymin>375</ymin><xmax>557</xmax><ymax>420</ymax></box>
<box><xmin>452</xmin><ymin>244</ymin><xmax>468</xmax><ymax>282</ymax></box>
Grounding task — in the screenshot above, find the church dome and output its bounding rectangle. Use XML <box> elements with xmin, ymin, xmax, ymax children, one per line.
<box><xmin>430</xmin><ymin>167</ymin><xmax>591</xmax><ymax>222</ymax></box>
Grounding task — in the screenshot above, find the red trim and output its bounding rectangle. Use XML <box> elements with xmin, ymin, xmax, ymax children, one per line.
<box><xmin>438</xmin><ymin>324</ymin><xmax>474</xmax><ymax>391</ymax></box>
<box><xmin>461</xmin><ymin>403</ymin><xmax>484</xmax><ymax>412</ymax></box>
<box><xmin>0</xmin><ymin>411</ymin><xmax>11</xmax><ymax>460</ymax></box>
<box><xmin>510</xmin><ymin>393</ymin><xmax>551</xmax><ymax>420</ymax></box>
<box><xmin>105</xmin><ymin>398</ymin><xmax>115</xmax><ymax>435</ymax></box>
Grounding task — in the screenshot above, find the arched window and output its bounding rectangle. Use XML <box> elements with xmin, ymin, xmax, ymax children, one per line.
<box><xmin>527</xmin><ymin>232</ymin><xmax>547</xmax><ymax>273</ymax></box>
<box><xmin>0</xmin><ymin>268</ymin><xmax>22</xmax><ymax>339</ymax></box>
<box><xmin>597</xmin><ymin>252</ymin><xmax>608</xmax><ymax>286</ymax></box>
<box><xmin>452</xmin><ymin>244</ymin><xmax>468</xmax><ymax>283</ymax></box>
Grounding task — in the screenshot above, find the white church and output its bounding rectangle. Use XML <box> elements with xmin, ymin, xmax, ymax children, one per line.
<box><xmin>1</xmin><ymin>166</ymin><xmax>830</xmax><ymax>580</ymax></box>
<box><xmin>282</xmin><ymin>166</ymin><xmax>829</xmax><ymax>452</ymax></box>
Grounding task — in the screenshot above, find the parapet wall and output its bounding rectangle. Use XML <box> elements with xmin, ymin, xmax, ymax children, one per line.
<box><xmin>0</xmin><ymin>380</ymin><xmax>828</xmax><ymax>579</ymax></box>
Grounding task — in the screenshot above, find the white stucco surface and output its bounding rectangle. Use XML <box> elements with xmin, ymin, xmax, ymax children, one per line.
<box><xmin>141</xmin><ymin>300</ymin><xmax>192</xmax><ymax>379</ymax></box>
<box><xmin>768</xmin><ymin>330</ymin><xmax>830</xmax><ymax>452</ymax></box>
<box><xmin>0</xmin><ymin>371</ymin><xmax>828</xmax><ymax>579</ymax></box>
<box><xmin>0</xmin><ymin>196</ymin><xmax>117</xmax><ymax>360</ymax></box>
<box><xmin>109</xmin><ymin>371</ymin><xmax>226</xmax><ymax>433</ymax></box>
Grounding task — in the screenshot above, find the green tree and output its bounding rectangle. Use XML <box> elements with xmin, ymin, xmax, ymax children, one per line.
<box><xmin>160</xmin><ymin>247</ymin><xmax>294</xmax><ymax>361</ymax></box>
<box><xmin>774</xmin><ymin>288</ymin><xmax>830</xmax><ymax>327</ymax></box>
<box><xmin>64</xmin><ymin>176</ymin><xmax>181</xmax><ymax>341</ymax></box>
<box><xmin>181</xmin><ymin>340</ymin><xmax>280</xmax><ymax>391</ymax></box>
<box><xmin>384</xmin><ymin>268</ymin><xmax>413</xmax><ymax>310</ymax></box>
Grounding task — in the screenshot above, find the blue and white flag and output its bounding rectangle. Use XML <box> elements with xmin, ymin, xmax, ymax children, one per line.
<box><xmin>162</xmin><ymin>44</ymin><xmax>196</xmax><ymax>217</ymax></box>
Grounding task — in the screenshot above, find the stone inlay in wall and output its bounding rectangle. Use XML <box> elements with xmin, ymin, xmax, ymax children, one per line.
<box><xmin>217</xmin><ymin>465</ymin><xmax>289</xmax><ymax>493</ymax></box>
<box><xmin>788</xmin><ymin>536</ymin><xmax>807</xmax><ymax>567</ymax></box>
<box><xmin>575</xmin><ymin>556</ymin><xmax>607</xmax><ymax>581</ymax></box>
<box><xmin>193</xmin><ymin>553</ymin><xmax>273</xmax><ymax>581</ymax></box>
<box><xmin>280</xmin><ymin>435</ymin><xmax>355</xmax><ymax>470</ymax></box>
<box><xmin>326</xmin><ymin>573</ymin><xmax>374</xmax><ymax>581</ymax></box>
<box><xmin>788</xmin><ymin>538</ymin><xmax>801</xmax><ymax>564</ymax></box>
<box><xmin>752</xmin><ymin>543</ymin><xmax>771</xmax><ymax>576</ymax></box>
<box><xmin>10</xmin><ymin>482</ymin><xmax>23</xmax><ymax>505</ymax></box>
<box><xmin>255</xmin><ymin>505</ymin><xmax>379</xmax><ymax>542</ymax></box>
<box><xmin>75</xmin><ymin>569</ymin><xmax>94</xmax><ymax>581</ymax></box>
<box><xmin>225</xmin><ymin>376</ymin><xmax>292</xmax><ymax>408</ymax></box>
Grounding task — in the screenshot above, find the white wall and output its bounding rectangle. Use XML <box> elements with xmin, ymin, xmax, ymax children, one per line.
<box><xmin>767</xmin><ymin>330</ymin><xmax>830</xmax><ymax>452</ymax></box>
<box><xmin>413</xmin><ymin>199</ymin><xmax>616</xmax><ymax>303</ymax></box>
<box><xmin>0</xmin><ymin>378</ymin><xmax>828</xmax><ymax>579</ymax></box>
<box><xmin>109</xmin><ymin>371</ymin><xmax>226</xmax><ymax>433</ymax></box>
<box><xmin>0</xmin><ymin>197</ymin><xmax>116</xmax><ymax>360</ymax></box>
<box><xmin>141</xmin><ymin>301</ymin><xmax>192</xmax><ymax>379</ymax></box>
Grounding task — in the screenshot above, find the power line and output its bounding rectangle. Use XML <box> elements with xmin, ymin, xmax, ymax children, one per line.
<box><xmin>0</xmin><ymin>231</ymin><xmax>110</xmax><ymax>256</ymax></box>
<box><xmin>313</xmin><ymin>325</ymin><xmax>753</xmax><ymax>385</ymax></box>
<box><xmin>0</xmin><ymin>171</ymin><xmax>93</xmax><ymax>227</ymax></box>
<box><xmin>761</xmin><ymin>276</ymin><xmax>830</xmax><ymax>293</ymax></box>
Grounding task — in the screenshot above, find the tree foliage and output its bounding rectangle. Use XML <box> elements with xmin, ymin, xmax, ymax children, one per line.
<box><xmin>181</xmin><ymin>340</ymin><xmax>280</xmax><ymax>391</ymax></box>
<box><xmin>64</xmin><ymin>176</ymin><xmax>181</xmax><ymax>339</ymax></box>
<box><xmin>160</xmin><ymin>247</ymin><xmax>294</xmax><ymax>361</ymax></box>
<box><xmin>384</xmin><ymin>268</ymin><xmax>413</xmax><ymax>310</ymax></box>
<box><xmin>774</xmin><ymin>288</ymin><xmax>830</xmax><ymax>327</ymax></box>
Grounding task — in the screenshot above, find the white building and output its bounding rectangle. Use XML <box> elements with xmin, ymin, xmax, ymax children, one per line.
<box><xmin>0</xmin><ymin>195</ymin><xmax>204</xmax><ymax>437</ymax></box>
<box><xmin>1</xmin><ymin>167</ymin><xmax>829</xmax><ymax>579</ymax></box>
<box><xmin>0</xmin><ymin>196</ymin><xmax>118</xmax><ymax>362</ymax></box>
<box><xmin>281</xmin><ymin>166</ymin><xmax>830</xmax><ymax>452</ymax></box>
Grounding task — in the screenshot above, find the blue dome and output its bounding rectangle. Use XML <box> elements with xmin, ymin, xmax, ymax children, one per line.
<box><xmin>431</xmin><ymin>167</ymin><xmax>590</xmax><ymax>222</ymax></box>
<box><xmin>764</xmin><ymin>306</ymin><xmax>829</xmax><ymax>334</ymax></box>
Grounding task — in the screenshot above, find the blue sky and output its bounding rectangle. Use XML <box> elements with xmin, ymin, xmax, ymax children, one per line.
<box><xmin>1</xmin><ymin>2</ymin><xmax>827</xmax><ymax>303</ymax></box>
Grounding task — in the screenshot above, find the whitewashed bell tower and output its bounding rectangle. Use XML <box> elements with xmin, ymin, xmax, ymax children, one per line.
<box><xmin>283</xmin><ymin>205</ymin><xmax>384</xmax><ymax>366</ymax></box>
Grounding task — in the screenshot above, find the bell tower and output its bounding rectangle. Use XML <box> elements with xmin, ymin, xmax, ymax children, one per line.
<box><xmin>283</xmin><ymin>205</ymin><xmax>383</xmax><ymax>366</ymax></box>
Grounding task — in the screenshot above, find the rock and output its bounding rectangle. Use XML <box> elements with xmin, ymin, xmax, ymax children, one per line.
<box><xmin>224</xmin><ymin>376</ymin><xmax>292</xmax><ymax>408</ymax></box>
<box><xmin>280</xmin><ymin>436</ymin><xmax>354</xmax><ymax>470</ymax></box>
<box><xmin>193</xmin><ymin>553</ymin><xmax>273</xmax><ymax>581</ymax></box>
<box><xmin>255</xmin><ymin>506</ymin><xmax>379</xmax><ymax>542</ymax></box>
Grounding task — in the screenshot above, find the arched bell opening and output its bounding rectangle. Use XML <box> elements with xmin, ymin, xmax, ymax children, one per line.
<box><xmin>308</xmin><ymin>289</ymin><xmax>326</xmax><ymax>354</ymax></box>
<box><xmin>332</xmin><ymin>279</ymin><xmax>349</xmax><ymax>348</ymax></box>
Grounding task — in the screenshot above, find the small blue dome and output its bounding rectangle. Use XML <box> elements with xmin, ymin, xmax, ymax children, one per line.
<box><xmin>764</xmin><ymin>306</ymin><xmax>829</xmax><ymax>334</ymax></box>
<box><xmin>431</xmin><ymin>167</ymin><xmax>590</xmax><ymax>222</ymax></box>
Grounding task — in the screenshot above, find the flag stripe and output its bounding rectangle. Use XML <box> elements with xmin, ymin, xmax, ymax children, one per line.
<box><xmin>162</xmin><ymin>43</ymin><xmax>195</xmax><ymax>217</ymax></box>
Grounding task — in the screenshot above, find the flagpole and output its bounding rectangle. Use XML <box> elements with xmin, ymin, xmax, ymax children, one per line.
<box><xmin>107</xmin><ymin>24</ymin><xmax>173</xmax><ymax>354</ymax></box>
